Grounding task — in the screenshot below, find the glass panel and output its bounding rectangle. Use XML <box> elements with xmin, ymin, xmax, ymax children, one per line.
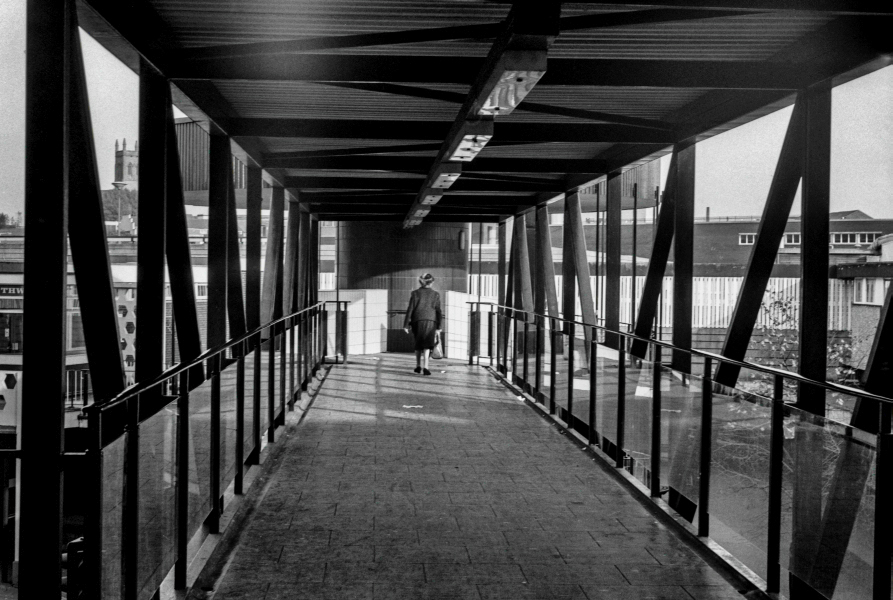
<box><xmin>258</xmin><ymin>338</ymin><xmax>273</xmax><ymax>434</ymax></box>
<box><xmin>274</xmin><ymin>334</ymin><xmax>283</xmax><ymax>420</ymax></box>
<box><xmin>708</xmin><ymin>367</ymin><xmax>772</xmax><ymax>586</ymax></box>
<box><xmin>624</xmin><ymin>355</ymin><xmax>653</xmax><ymax>488</ymax></box>
<box><xmin>187</xmin><ymin>374</ymin><xmax>213</xmax><ymax>535</ymax></box>
<box><xmin>137</xmin><ymin>401</ymin><xmax>178</xmax><ymax>600</ymax></box>
<box><xmin>102</xmin><ymin>436</ymin><xmax>126</xmax><ymax>600</ymax></box>
<box><xmin>541</xmin><ymin>320</ymin><xmax>553</xmax><ymax>404</ymax></box>
<box><xmin>779</xmin><ymin>400</ymin><xmax>878</xmax><ymax>600</ymax></box>
<box><xmin>243</xmin><ymin>350</ymin><xmax>255</xmax><ymax>457</ymax></box>
<box><xmin>661</xmin><ymin>366</ymin><xmax>702</xmax><ymax>521</ymax></box>
<box><xmin>594</xmin><ymin>341</ymin><xmax>620</xmax><ymax>460</ymax></box>
<box><xmin>219</xmin><ymin>360</ymin><xmax>238</xmax><ymax>496</ymax></box>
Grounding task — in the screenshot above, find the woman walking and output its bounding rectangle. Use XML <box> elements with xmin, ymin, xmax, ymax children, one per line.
<box><xmin>403</xmin><ymin>273</ymin><xmax>442</xmax><ymax>375</ymax></box>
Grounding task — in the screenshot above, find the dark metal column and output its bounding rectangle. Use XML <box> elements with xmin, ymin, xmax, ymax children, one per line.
<box><xmin>798</xmin><ymin>85</ymin><xmax>831</xmax><ymax>416</ymax></box>
<box><xmin>631</xmin><ymin>149</ymin><xmax>678</xmax><ymax>359</ymax></box>
<box><xmin>515</xmin><ymin>213</ymin><xmax>534</xmax><ymax>312</ymax></box>
<box><xmin>561</xmin><ymin>201</ymin><xmax>576</xmax><ymax>329</ymax></box>
<box><xmin>65</xmin><ymin>5</ymin><xmax>125</xmax><ymax>400</ymax></box>
<box><xmin>206</xmin><ymin>132</ymin><xmax>230</xmax><ymax>532</ymax></box>
<box><xmin>566</xmin><ymin>192</ymin><xmax>596</xmax><ymax>362</ymax></box>
<box><xmin>283</xmin><ymin>202</ymin><xmax>301</xmax><ymax>314</ymax></box>
<box><xmin>536</xmin><ymin>207</ymin><xmax>560</xmax><ymax>319</ymax></box>
<box><xmin>135</xmin><ymin>62</ymin><xmax>168</xmax><ymax>385</ymax></box>
<box><xmin>715</xmin><ymin>95</ymin><xmax>805</xmax><ymax>387</ymax></box>
<box><xmin>165</xmin><ymin>102</ymin><xmax>203</xmax><ymax>387</ymax></box>
<box><xmin>245</xmin><ymin>166</ymin><xmax>262</xmax><ymax>464</ymax></box>
<box><xmin>245</xmin><ymin>167</ymin><xmax>263</xmax><ymax>332</ymax></box>
<box><xmin>19</xmin><ymin>0</ymin><xmax>66</xmax><ymax>594</ymax></box>
<box><xmin>226</xmin><ymin>181</ymin><xmax>247</xmax><ymax>339</ymax></box>
<box><xmin>261</xmin><ymin>187</ymin><xmax>285</xmax><ymax>327</ymax></box>
<box><xmin>672</xmin><ymin>144</ymin><xmax>695</xmax><ymax>373</ymax></box>
<box><xmin>604</xmin><ymin>172</ymin><xmax>622</xmax><ymax>349</ymax></box>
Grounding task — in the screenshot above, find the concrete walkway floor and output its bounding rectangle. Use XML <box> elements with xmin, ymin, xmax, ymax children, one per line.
<box><xmin>208</xmin><ymin>354</ymin><xmax>746</xmax><ymax>600</ymax></box>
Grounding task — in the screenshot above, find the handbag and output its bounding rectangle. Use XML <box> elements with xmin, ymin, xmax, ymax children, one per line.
<box><xmin>431</xmin><ymin>332</ymin><xmax>444</xmax><ymax>359</ymax></box>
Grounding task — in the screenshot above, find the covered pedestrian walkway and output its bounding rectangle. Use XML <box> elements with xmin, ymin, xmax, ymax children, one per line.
<box><xmin>12</xmin><ymin>1</ymin><xmax>893</xmax><ymax>599</ymax></box>
<box><xmin>200</xmin><ymin>354</ymin><xmax>741</xmax><ymax>600</ymax></box>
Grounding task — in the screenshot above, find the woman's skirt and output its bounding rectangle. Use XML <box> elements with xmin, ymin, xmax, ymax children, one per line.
<box><xmin>412</xmin><ymin>320</ymin><xmax>438</xmax><ymax>351</ymax></box>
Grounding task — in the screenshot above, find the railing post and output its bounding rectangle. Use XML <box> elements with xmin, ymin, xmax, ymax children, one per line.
<box><xmin>340</xmin><ymin>302</ymin><xmax>349</xmax><ymax>363</ymax></box>
<box><xmin>488</xmin><ymin>310</ymin><xmax>495</xmax><ymax>368</ymax></box>
<box><xmin>495</xmin><ymin>309</ymin><xmax>502</xmax><ymax>373</ymax></box>
<box><xmin>175</xmin><ymin>370</ymin><xmax>190</xmax><ymax>588</ymax></box>
<box><xmin>698</xmin><ymin>355</ymin><xmax>713</xmax><ymax>537</ymax></box>
<box><xmin>767</xmin><ymin>373</ymin><xmax>784</xmax><ymax>594</ymax></box>
<box><xmin>468</xmin><ymin>305</ymin><xmax>475</xmax><ymax>366</ymax></box>
<box><xmin>297</xmin><ymin>315</ymin><xmax>305</xmax><ymax>394</ymax></box>
<box><xmin>250</xmin><ymin>333</ymin><xmax>261</xmax><ymax>464</ymax></box>
<box><xmin>209</xmin><ymin>355</ymin><xmax>222</xmax><ymax>532</ymax></box>
<box><xmin>549</xmin><ymin>319</ymin><xmax>557</xmax><ymax>415</ymax></box>
<box><xmin>279</xmin><ymin>323</ymin><xmax>287</xmax><ymax>424</ymax></box>
<box><xmin>567</xmin><ymin>322</ymin><xmax>575</xmax><ymax>428</ymax></box>
<box><xmin>288</xmin><ymin>318</ymin><xmax>295</xmax><ymax>408</ymax></box>
<box><xmin>122</xmin><ymin>394</ymin><xmax>140</xmax><ymax>600</ymax></box>
<box><xmin>616</xmin><ymin>339</ymin><xmax>626</xmax><ymax>469</ymax></box>
<box><xmin>235</xmin><ymin>341</ymin><xmax>245</xmax><ymax>494</ymax></box>
<box><xmin>589</xmin><ymin>328</ymin><xmax>597</xmax><ymax>446</ymax></box>
<box><xmin>650</xmin><ymin>344</ymin><xmax>662</xmax><ymax>498</ymax></box>
<box><xmin>535</xmin><ymin>314</ymin><xmax>543</xmax><ymax>400</ymax></box>
<box><xmin>522</xmin><ymin>316</ymin><xmax>529</xmax><ymax>389</ymax></box>
<box><xmin>873</xmin><ymin>404</ymin><xmax>893</xmax><ymax>600</ymax></box>
<box><xmin>511</xmin><ymin>311</ymin><xmax>519</xmax><ymax>382</ymax></box>
<box><xmin>267</xmin><ymin>331</ymin><xmax>275</xmax><ymax>443</ymax></box>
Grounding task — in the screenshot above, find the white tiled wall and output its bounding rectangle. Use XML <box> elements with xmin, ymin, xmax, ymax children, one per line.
<box><xmin>319</xmin><ymin>289</ymin><xmax>389</xmax><ymax>356</ymax></box>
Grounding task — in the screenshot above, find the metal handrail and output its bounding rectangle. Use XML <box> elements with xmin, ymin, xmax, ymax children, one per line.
<box><xmin>471</xmin><ymin>301</ymin><xmax>893</xmax><ymax>406</ymax></box>
<box><xmin>89</xmin><ymin>301</ymin><xmax>325</xmax><ymax>414</ymax></box>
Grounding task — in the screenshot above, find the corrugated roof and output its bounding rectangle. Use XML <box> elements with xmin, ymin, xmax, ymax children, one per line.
<box><xmin>76</xmin><ymin>0</ymin><xmax>890</xmax><ymax>221</ymax></box>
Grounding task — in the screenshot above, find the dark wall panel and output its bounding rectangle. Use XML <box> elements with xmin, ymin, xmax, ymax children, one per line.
<box><xmin>337</xmin><ymin>221</ymin><xmax>469</xmax><ymax>351</ymax></box>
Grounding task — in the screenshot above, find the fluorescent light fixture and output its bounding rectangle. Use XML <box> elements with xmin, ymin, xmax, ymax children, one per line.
<box><xmin>428</xmin><ymin>162</ymin><xmax>462</xmax><ymax>189</ymax></box>
<box><xmin>414</xmin><ymin>207</ymin><xmax>430</xmax><ymax>218</ymax></box>
<box><xmin>447</xmin><ymin>119</ymin><xmax>495</xmax><ymax>162</ymax></box>
<box><xmin>420</xmin><ymin>189</ymin><xmax>443</xmax><ymax>206</ymax></box>
<box><xmin>477</xmin><ymin>50</ymin><xmax>547</xmax><ymax>117</ymax></box>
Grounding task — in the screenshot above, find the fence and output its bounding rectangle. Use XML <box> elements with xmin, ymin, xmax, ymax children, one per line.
<box><xmin>70</xmin><ymin>301</ymin><xmax>339</xmax><ymax>599</ymax></box>
<box><xmin>469</xmin><ymin>302</ymin><xmax>892</xmax><ymax>600</ymax></box>
<box><xmin>468</xmin><ymin>274</ymin><xmax>853</xmax><ymax>331</ymax></box>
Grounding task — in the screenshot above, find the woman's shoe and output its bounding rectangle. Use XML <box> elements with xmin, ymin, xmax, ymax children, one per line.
<box><xmin>423</xmin><ymin>368</ymin><xmax>431</xmax><ymax>376</ymax></box>
<box><xmin>414</xmin><ymin>366</ymin><xmax>422</xmax><ymax>374</ymax></box>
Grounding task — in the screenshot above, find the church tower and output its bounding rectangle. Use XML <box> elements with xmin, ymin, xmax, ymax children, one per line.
<box><xmin>112</xmin><ymin>138</ymin><xmax>139</xmax><ymax>190</ymax></box>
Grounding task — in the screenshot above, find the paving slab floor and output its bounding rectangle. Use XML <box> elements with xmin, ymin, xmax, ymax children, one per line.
<box><xmin>208</xmin><ymin>354</ymin><xmax>746</xmax><ymax>600</ymax></box>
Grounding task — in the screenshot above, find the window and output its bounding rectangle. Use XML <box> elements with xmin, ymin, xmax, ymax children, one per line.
<box><xmin>831</xmin><ymin>232</ymin><xmax>881</xmax><ymax>245</ymax></box>
<box><xmin>866</xmin><ymin>278</ymin><xmax>876</xmax><ymax>303</ymax></box>
<box><xmin>859</xmin><ymin>233</ymin><xmax>880</xmax><ymax>244</ymax></box>
<box><xmin>0</xmin><ymin>313</ymin><xmax>23</xmax><ymax>353</ymax></box>
<box><xmin>196</xmin><ymin>284</ymin><xmax>208</xmax><ymax>298</ymax></box>
<box><xmin>739</xmin><ymin>233</ymin><xmax>756</xmax><ymax>245</ymax></box>
<box><xmin>69</xmin><ymin>313</ymin><xmax>86</xmax><ymax>350</ymax></box>
<box><xmin>854</xmin><ymin>277</ymin><xmax>886</xmax><ymax>306</ymax></box>
<box><xmin>784</xmin><ymin>233</ymin><xmax>801</xmax><ymax>246</ymax></box>
<box><xmin>0</xmin><ymin>299</ymin><xmax>23</xmax><ymax>310</ymax></box>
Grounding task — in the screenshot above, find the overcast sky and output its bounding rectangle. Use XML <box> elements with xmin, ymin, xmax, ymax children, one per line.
<box><xmin>1</xmin><ymin>8</ymin><xmax>891</xmax><ymax>220</ymax></box>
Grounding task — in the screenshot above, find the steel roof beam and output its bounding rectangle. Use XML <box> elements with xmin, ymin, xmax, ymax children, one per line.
<box><xmin>285</xmin><ymin>177</ymin><xmax>563</xmax><ymax>193</ymax></box>
<box><xmin>177</xmin><ymin>8</ymin><xmax>750</xmax><ymax>60</ymax></box>
<box><xmin>265</xmin><ymin>155</ymin><xmax>606</xmax><ymax>174</ymax></box>
<box><xmin>496</xmin><ymin>1</ymin><xmax>893</xmax><ymax>14</ymax></box>
<box><xmin>171</xmin><ymin>55</ymin><xmax>809</xmax><ymax>90</ymax></box>
<box><xmin>230</xmin><ymin>119</ymin><xmax>676</xmax><ymax>143</ymax></box>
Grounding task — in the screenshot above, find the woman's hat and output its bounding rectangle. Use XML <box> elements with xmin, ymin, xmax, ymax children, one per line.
<box><xmin>419</xmin><ymin>273</ymin><xmax>435</xmax><ymax>285</ymax></box>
